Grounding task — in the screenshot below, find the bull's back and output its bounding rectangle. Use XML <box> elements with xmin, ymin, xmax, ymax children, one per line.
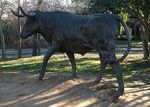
<box><xmin>58</xmin><ymin>13</ymin><xmax>119</xmax><ymax>39</ymax></box>
<box><xmin>53</xmin><ymin>13</ymin><xmax>90</xmax><ymax>36</ymax></box>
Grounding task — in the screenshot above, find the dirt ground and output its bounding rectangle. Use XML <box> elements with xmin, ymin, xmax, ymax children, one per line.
<box><xmin>0</xmin><ymin>71</ymin><xmax>150</xmax><ymax>107</ymax></box>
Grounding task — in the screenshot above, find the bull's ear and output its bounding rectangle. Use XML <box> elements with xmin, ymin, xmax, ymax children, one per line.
<box><xmin>10</xmin><ymin>9</ymin><xmax>25</xmax><ymax>17</ymax></box>
<box><xmin>19</xmin><ymin>6</ymin><xmax>36</xmax><ymax>18</ymax></box>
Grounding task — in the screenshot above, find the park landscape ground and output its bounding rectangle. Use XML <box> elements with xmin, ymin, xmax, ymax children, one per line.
<box><xmin>0</xmin><ymin>53</ymin><xmax>150</xmax><ymax>107</ymax></box>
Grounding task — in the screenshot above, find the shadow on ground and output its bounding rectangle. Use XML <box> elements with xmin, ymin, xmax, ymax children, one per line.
<box><xmin>0</xmin><ymin>71</ymin><xmax>149</xmax><ymax>107</ymax></box>
<box><xmin>0</xmin><ymin>55</ymin><xmax>150</xmax><ymax>107</ymax></box>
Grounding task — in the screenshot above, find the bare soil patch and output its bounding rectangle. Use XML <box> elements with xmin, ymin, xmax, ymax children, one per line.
<box><xmin>0</xmin><ymin>72</ymin><xmax>149</xmax><ymax>107</ymax></box>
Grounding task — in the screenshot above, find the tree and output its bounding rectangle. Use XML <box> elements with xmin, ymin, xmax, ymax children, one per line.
<box><xmin>0</xmin><ymin>21</ymin><xmax>6</xmax><ymax>59</ymax></box>
<box><xmin>71</xmin><ymin>0</ymin><xmax>90</xmax><ymax>14</ymax></box>
<box><xmin>32</xmin><ymin>0</ymin><xmax>42</xmax><ymax>56</ymax></box>
<box><xmin>0</xmin><ymin>0</ymin><xmax>8</xmax><ymax>59</ymax></box>
<box><xmin>17</xmin><ymin>0</ymin><xmax>22</xmax><ymax>58</ymax></box>
<box><xmin>87</xmin><ymin>0</ymin><xmax>150</xmax><ymax>59</ymax></box>
<box><xmin>119</xmin><ymin>0</ymin><xmax>150</xmax><ymax>59</ymax></box>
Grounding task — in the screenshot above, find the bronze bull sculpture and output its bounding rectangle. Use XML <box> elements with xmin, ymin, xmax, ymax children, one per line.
<box><xmin>11</xmin><ymin>6</ymin><xmax>131</xmax><ymax>98</ymax></box>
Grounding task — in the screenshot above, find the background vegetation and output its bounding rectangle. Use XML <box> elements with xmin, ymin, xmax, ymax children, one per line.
<box><xmin>0</xmin><ymin>0</ymin><xmax>150</xmax><ymax>59</ymax></box>
<box><xmin>0</xmin><ymin>0</ymin><xmax>150</xmax><ymax>60</ymax></box>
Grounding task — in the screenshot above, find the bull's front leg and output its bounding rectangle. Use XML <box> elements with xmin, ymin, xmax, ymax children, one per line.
<box><xmin>39</xmin><ymin>42</ymin><xmax>58</xmax><ymax>80</ymax></box>
<box><xmin>66</xmin><ymin>52</ymin><xmax>77</xmax><ymax>78</ymax></box>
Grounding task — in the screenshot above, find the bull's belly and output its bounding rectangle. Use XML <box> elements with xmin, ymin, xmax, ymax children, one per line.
<box><xmin>59</xmin><ymin>44</ymin><xmax>92</xmax><ymax>55</ymax></box>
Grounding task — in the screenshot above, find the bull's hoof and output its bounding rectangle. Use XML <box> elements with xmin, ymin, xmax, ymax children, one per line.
<box><xmin>94</xmin><ymin>78</ymin><xmax>102</xmax><ymax>84</ymax></box>
<box><xmin>39</xmin><ymin>74</ymin><xmax>44</xmax><ymax>81</ymax></box>
<box><xmin>112</xmin><ymin>96</ymin><xmax>119</xmax><ymax>103</ymax></box>
<box><xmin>110</xmin><ymin>90</ymin><xmax>121</xmax><ymax>103</ymax></box>
<box><xmin>94</xmin><ymin>80</ymin><xmax>100</xmax><ymax>84</ymax></box>
<box><xmin>119</xmin><ymin>88</ymin><xmax>124</xmax><ymax>96</ymax></box>
<box><xmin>71</xmin><ymin>74</ymin><xmax>77</xmax><ymax>78</ymax></box>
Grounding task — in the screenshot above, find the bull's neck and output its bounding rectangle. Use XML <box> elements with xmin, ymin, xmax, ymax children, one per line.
<box><xmin>37</xmin><ymin>11</ymin><xmax>65</xmax><ymax>43</ymax></box>
<box><xmin>38</xmin><ymin>21</ymin><xmax>54</xmax><ymax>43</ymax></box>
<box><xmin>38</xmin><ymin>28</ymin><xmax>53</xmax><ymax>44</ymax></box>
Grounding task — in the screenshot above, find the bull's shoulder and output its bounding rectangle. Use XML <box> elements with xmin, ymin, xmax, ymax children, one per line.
<box><xmin>42</xmin><ymin>10</ymin><xmax>74</xmax><ymax>18</ymax></box>
<box><xmin>51</xmin><ymin>11</ymin><xmax>72</xmax><ymax>15</ymax></box>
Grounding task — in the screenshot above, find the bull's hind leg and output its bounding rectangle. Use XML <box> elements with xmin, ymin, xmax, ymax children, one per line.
<box><xmin>66</xmin><ymin>52</ymin><xmax>77</xmax><ymax>78</ymax></box>
<box><xmin>98</xmin><ymin>49</ymin><xmax>124</xmax><ymax>97</ymax></box>
<box><xmin>95</xmin><ymin>52</ymin><xmax>107</xmax><ymax>83</ymax></box>
<box><xmin>39</xmin><ymin>42</ymin><xmax>58</xmax><ymax>80</ymax></box>
<box><xmin>110</xmin><ymin>61</ymin><xmax>124</xmax><ymax>96</ymax></box>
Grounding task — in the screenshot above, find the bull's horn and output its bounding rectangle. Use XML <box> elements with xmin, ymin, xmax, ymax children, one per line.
<box><xmin>19</xmin><ymin>6</ymin><xmax>36</xmax><ymax>18</ymax></box>
<box><xmin>10</xmin><ymin>8</ymin><xmax>25</xmax><ymax>17</ymax></box>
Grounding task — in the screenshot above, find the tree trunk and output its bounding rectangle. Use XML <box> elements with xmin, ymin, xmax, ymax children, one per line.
<box><xmin>141</xmin><ymin>26</ymin><xmax>149</xmax><ymax>59</ymax></box>
<box><xmin>32</xmin><ymin>34</ymin><xmax>38</xmax><ymax>56</ymax></box>
<box><xmin>149</xmin><ymin>44</ymin><xmax>150</xmax><ymax>54</ymax></box>
<box><xmin>0</xmin><ymin>19</ymin><xmax>6</xmax><ymax>59</ymax></box>
<box><xmin>1</xmin><ymin>32</ymin><xmax>6</xmax><ymax>58</ymax></box>
<box><xmin>37</xmin><ymin>34</ymin><xmax>41</xmax><ymax>55</ymax></box>
<box><xmin>142</xmin><ymin>0</ymin><xmax>150</xmax><ymax>58</ymax></box>
<box><xmin>33</xmin><ymin>0</ymin><xmax>42</xmax><ymax>56</ymax></box>
<box><xmin>17</xmin><ymin>8</ymin><xmax>22</xmax><ymax>58</ymax></box>
<box><xmin>0</xmin><ymin>25</ymin><xmax>6</xmax><ymax>59</ymax></box>
<box><xmin>32</xmin><ymin>34</ymin><xmax>41</xmax><ymax>56</ymax></box>
<box><xmin>17</xmin><ymin>38</ymin><xmax>22</xmax><ymax>58</ymax></box>
<box><xmin>142</xmin><ymin>39</ymin><xmax>149</xmax><ymax>59</ymax></box>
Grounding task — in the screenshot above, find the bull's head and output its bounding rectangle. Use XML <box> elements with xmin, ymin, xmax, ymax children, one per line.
<box><xmin>11</xmin><ymin>6</ymin><xmax>39</xmax><ymax>39</ymax></box>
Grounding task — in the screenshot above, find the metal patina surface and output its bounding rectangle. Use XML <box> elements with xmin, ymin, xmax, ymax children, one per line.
<box><xmin>11</xmin><ymin>6</ymin><xmax>131</xmax><ymax>98</ymax></box>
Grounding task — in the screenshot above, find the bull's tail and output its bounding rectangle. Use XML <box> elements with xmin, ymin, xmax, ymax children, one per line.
<box><xmin>115</xmin><ymin>16</ymin><xmax>131</xmax><ymax>62</ymax></box>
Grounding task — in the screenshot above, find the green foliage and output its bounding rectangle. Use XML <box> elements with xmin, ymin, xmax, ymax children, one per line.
<box><xmin>89</xmin><ymin>0</ymin><xmax>121</xmax><ymax>14</ymax></box>
<box><xmin>88</xmin><ymin>0</ymin><xmax>150</xmax><ymax>15</ymax></box>
<box><xmin>0</xmin><ymin>55</ymin><xmax>100</xmax><ymax>73</ymax></box>
<box><xmin>121</xmin><ymin>0</ymin><xmax>150</xmax><ymax>16</ymax></box>
<box><xmin>72</xmin><ymin>0</ymin><xmax>90</xmax><ymax>14</ymax></box>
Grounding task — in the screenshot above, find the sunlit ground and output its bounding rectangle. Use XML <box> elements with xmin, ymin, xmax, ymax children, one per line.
<box><xmin>0</xmin><ymin>53</ymin><xmax>149</xmax><ymax>83</ymax></box>
<box><xmin>0</xmin><ymin>53</ymin><xmax>150</xmax><ymax>107</ymax></box>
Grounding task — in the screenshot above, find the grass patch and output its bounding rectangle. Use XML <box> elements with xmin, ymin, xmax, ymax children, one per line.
<box><xmin>0</xmin><ymin>54</ymin><xmax>100</xmax><ymax>73</ymax></box>
<box><xmin>117</xmin><ymin>40</ymin><xmax>150</xmax><ymax>45</ymax></box>
<box><xmin>0</xmin><ymin>53</ymin><xmax>149</xmax><ymax>83</ymax></box>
